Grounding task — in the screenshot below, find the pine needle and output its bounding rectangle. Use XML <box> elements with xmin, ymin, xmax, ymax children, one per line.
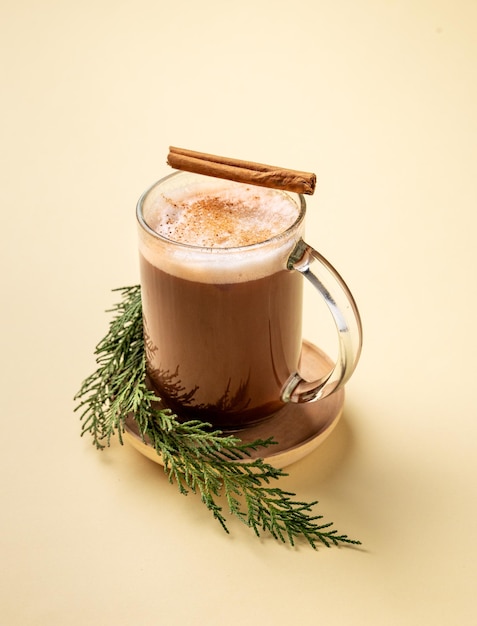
<box><xmin>74</xmin><ymin>285</ymin><xmax>361</xmax><ymax>549</ymax></box>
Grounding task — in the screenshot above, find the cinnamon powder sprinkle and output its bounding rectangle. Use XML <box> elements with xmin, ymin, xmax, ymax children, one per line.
<box><xmin>156</xmin><ymin>188</ymin><xmax>298</xmax><ymax>248</ymax></box>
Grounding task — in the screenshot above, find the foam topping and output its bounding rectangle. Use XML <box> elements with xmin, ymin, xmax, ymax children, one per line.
<box><xmin>148</xmin><ymin>185</ymin><xmax>299</xmax><ymax>248</ymax></box>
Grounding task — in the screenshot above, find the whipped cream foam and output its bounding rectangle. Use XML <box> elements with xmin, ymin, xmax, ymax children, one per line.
<box><xmin>149</xmin><ymin>184</ymin><xmax>299</xmax><ymax>248</ymax></box>
<box><xmin>138</xmin><ymin>176</ymin><xmax>305</xmax><ymax>283</ymax></box>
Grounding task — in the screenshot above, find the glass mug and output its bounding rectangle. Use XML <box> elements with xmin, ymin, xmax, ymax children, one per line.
<box><xmin>137</xmin><ymin>171</ymin><xmax>362</xmax><ymax>431</ymax></box>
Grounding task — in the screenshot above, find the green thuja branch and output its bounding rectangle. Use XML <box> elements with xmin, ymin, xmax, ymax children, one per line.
<box><xmin>74</xmin><ymin>285</ymin><xmax>360</xmax><ymax>549</ymax></box>
<box><xmin>74</xmin><ymin>286</ymin><xmax>146</xmax><ymax>449</ymax></box>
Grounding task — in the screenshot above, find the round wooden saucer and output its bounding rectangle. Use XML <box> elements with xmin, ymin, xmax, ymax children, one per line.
<box><xmin>123</xmin><ymin>340</ymin><xmax>344</xmax><ymax>469</ymax></box>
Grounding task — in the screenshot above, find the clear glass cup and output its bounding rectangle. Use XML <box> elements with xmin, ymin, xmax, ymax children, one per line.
<box><xmin>137</xmin><ymin>171</ymin><xmax>362</xmax><ymax>430</ymax></box>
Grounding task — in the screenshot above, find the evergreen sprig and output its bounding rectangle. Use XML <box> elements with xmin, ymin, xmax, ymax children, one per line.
<box><xmin>74</xmin><ymin>285</ymin><xmax>360</xmax><ymax>549</ymax></box>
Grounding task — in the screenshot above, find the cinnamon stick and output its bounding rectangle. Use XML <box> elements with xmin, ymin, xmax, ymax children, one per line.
<box><xmin>167</xmin><ymin>146</ymin><xmax>316</xmax><ymax>195</ymax></box>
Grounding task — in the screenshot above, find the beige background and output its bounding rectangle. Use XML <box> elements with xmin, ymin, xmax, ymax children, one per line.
<box><xmin>2</xmin><ymin>1</ymin><xmax>477</xmax><ymax>624</ymax></box>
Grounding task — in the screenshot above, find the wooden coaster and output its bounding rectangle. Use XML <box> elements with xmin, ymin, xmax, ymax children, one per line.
<box><xmin>123</xmin><ymin>340</ymin><xmax>344</xmax><ymax>469</ymax></box>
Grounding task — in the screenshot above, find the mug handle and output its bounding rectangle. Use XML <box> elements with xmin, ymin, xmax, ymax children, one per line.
<box><xmin>282</xmin><ymin>239</ymin><xmax>363</xmax><ymax>403</ymax></box>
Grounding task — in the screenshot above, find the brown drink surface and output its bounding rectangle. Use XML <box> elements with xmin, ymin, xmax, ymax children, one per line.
<box><xmin>138</xmin><ymin>179</ymin><xmax>304</xmax><ymax>429</ymax></box>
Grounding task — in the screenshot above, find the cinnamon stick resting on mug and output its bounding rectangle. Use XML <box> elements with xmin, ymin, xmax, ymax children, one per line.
<box><xmin>167</xmin><ymin>146</ymin><xmax>316</xmax><ymax>195</ymax></box>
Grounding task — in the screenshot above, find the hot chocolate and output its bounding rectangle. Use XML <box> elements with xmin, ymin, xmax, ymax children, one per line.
<box><xmin>138</xmin><ymin>177</ymin><xmax>305</xmax><ymax>429</ymax></box>
<box><xmin>137</xmin><ymin>170</ymin><xmax>363</xmax><ymax>430</ymax></box>
<box><xmin>140</xmin><ymin>256</ymin><xmax>302</xmax><ymax>429</ymax></box>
